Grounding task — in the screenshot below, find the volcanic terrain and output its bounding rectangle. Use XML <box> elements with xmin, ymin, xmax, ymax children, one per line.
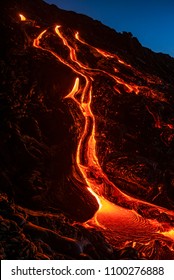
<box><xmin>1</xmin><ymin>0</ymin><xmax>174</xmax><ymax>259</ymax></box>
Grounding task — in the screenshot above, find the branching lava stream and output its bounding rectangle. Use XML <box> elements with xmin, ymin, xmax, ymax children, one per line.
<box><xmin>20</xmin><ymin>14</ymin><xmax>174</xmax><ymax>258</ymax></box>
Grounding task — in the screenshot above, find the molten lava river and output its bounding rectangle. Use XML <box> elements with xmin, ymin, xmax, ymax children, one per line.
<box><xmin>21</xmin><ymin>15</ymin><xmax>174</xmax><ymax>259</ymax></box>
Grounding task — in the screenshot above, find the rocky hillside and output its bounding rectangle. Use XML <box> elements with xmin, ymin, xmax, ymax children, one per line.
<box><xmin>1</xmin><ymin>0</ymin><xmax>174</xmax><ymax>259</ymax></box>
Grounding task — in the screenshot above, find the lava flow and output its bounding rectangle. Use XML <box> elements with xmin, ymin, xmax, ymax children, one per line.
<box><xmin>19</xmin><ymin>14</ymin><xmax>26</xmax><ymax>21</ymax></box>
<box><xmin>20</xmin><ymin>13</ymin><xmax>174</xmax><ymax>258</ymax></box>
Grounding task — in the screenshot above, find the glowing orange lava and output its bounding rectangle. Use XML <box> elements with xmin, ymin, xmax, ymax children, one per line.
<box><xmin>31</xmin><ymin>22</ymin><xmax>174</xmax><ymax>258</ymax></box>
<box><xmin>162</xmin><ymin>229</ymin><xmax>174</xmax><ymax>240</ymax></box>
<box><xmin>19</xmin><ymin>14</ymin><xmax>26</xmax><ymax>21</ymax></box>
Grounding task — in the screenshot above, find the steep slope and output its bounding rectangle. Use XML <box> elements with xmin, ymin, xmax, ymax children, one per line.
<box><xmin>1</xmin><ymin>0</ymin><xmax>174</xmax><ymax>259</ymax></box>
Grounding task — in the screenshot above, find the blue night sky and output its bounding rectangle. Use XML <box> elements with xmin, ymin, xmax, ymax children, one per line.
<box><xmin>45</xmin><ymin>0</ymin><xmax>174</xmax><ymax>57</ymax></box>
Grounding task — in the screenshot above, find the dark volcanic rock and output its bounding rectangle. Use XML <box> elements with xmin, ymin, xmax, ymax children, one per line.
<box><xmin>0</xmin><ymin>194</ymin><xmax>117</xmax><ymax>259</ymax></box>
<box><xmin>1</xmin><ymin>0</ymin><xmax>174</xmax><ymax>260</ymax></box>
<box><xmin>0</xmin><ymin>0</ymin><xmax>99</xmax><ymax>222</ymax></box>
